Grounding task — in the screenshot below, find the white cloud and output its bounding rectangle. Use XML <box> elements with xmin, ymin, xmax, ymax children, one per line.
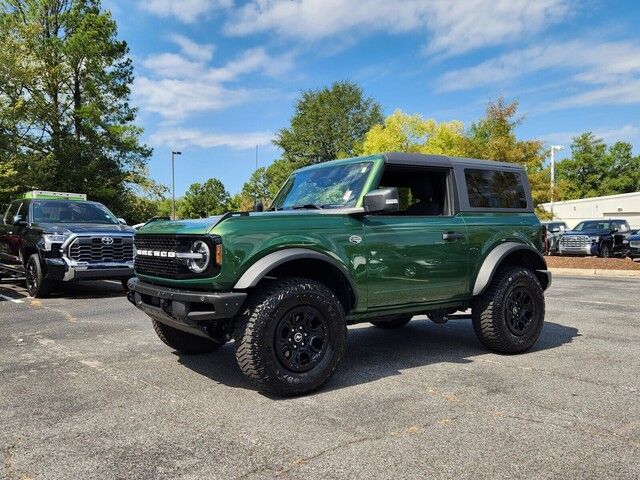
<box><xmin>437</xmin><ymin>39</ymin><xmax>640</xmax><ymax>108</ymax></box>
<box><xmin>540</xmin><ymin>125</ymin><xmax>640</xmax><ymax>146</ymax></box>
<box><xmin>168</xmin><ymin>34</ymin><xmax>215</xmax><ymax>62</ymax></box>
<box><xmin>140</xmin><ymin>0</ymin><xmax>232</xmax><ymax>23</ymax></box>
<box><xmin>225</xmin><ymin>0</ymin><xmax>569</xmax><ymax>57</ymax></box>
<box><xmin>135</xmin><ymin>36</ymin><xmax>293</xmax><ymax>121</ymax></box>
<box><xmin>150</xmin><ymin>128</ymin><xmax>273</xmax><ymax>150</ymax></box>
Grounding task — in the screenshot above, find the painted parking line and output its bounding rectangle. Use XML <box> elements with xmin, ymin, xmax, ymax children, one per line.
<box><xmin>0</xmin><ymin>293</ymin><xmax>24</xmax><ymax>304</ymax></box>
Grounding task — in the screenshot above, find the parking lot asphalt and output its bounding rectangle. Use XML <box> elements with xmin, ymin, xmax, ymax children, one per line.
<box><xmin>1</xmin><ymin>276</ymin><xmax>639</xmax><ymax>480</ymax></box>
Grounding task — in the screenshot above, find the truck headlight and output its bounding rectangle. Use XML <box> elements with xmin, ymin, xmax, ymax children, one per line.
<box><xmin>42</xmin><ymin>233</ymin><xmax>70</xmax><ymax>251</ymax></box>
<box><xmin>186</xmin><ymin>240</ymin><xmax>210</xmax><ymax>273</ymax></box>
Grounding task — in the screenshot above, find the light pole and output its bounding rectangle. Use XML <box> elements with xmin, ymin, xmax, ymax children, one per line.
<box><xmin>171</xmin><ymin>151</ymin><xmax>182</xmax><ymax>220</ymax></box>
<box><xmin>549</xmin><ymin>145</ymin><xmax>563</xmax><ymax>219</ymax></box>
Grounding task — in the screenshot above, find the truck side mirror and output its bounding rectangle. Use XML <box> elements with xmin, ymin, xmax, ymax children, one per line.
<box><xmin>12</xmin><ymin>214</ymin><xmax>27</xmax><ymax>226</ymax></box>
<box><xmin>363</xmin><ymin>188</ymin><xmax>400</xmax><ymax>214</ymax></box>
<box><xmin>254</xmin><ymin>201</ymin><xmax>264</xmax><ymax>212</ymax></box>
<box><xmin>118</xmin><ymin>217</ymin><xmax>127</xmax><ymax>225</ymax></box>
<box><xmin>550</xmin><ymin>227</ymin><xmax>560</xmax><ymax>233</ymax></box>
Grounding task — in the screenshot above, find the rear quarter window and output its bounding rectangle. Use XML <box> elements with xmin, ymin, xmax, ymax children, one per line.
<box><xmin>464</xmin><ymin>169</ymin><xmax>527</xmax><ymax>209</ymax></box>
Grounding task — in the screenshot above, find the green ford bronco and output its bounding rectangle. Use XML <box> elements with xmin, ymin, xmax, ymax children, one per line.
<box><xmin>128</xmin><ymin>152</ymin><xmax>551</xmax><ymax>396</ymax></box>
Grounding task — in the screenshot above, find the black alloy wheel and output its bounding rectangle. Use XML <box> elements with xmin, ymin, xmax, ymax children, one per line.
<box><xmin>503</xmin><ymin>287</ymin><xmax>536</xmax><ymax>336</ymax></box>
<box><xmin>274</xmin><ymin>306</ymin><xmax>329</xmax><ymax>373</ymax></box>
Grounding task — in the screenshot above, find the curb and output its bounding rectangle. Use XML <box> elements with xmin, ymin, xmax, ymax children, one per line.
<box><xmin>549</xmin><ymin>267</ymin><xmax>640</xmax><ymax>278</ymax></box>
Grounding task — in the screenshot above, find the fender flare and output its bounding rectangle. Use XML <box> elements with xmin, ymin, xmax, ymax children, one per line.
<box><xmin>472</xmin><ymin>242</ymin><xmax>548</xmax><ymax>296</ymax></box>
<box><xmin>233</xmin><ymin>248</ymin><xmax>358</xmax><ymax>302</ymax></box>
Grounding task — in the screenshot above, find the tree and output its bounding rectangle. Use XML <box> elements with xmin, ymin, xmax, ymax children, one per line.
<box><xmin>178</xmin><ymin>178</ymin><xmax>229</xmax><ymax>219</ymax></box>
<box><xmin>274</xmin><ymin>81</ymin><xmax>383</xmax><ymax>165</ymax></box>
<box><xmin>0</xmin><ymin>0</ymin><xmax>151</xmax><ymax>210</ymax></box>
<box><xmin>359</xmin><ymin>110</ymin><xmax>467</xmax><ymax>156</ymax></box>
<box><xmin>556</xmin><ymin>133</ymin><xmax>640</xmax><ymax>200</ymax></box>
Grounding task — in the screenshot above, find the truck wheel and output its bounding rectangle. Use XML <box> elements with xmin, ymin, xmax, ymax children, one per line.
<box><xmin>599</xmin><ymin>242</ymin><xmax>611</xmax><ymax>258</ymax></box>
<box><xmin>25</xmin><ymin>253</ymin><xmax>52</xmax><ymax>298</ymax></box>
<box><xmin>472</xmin><ymin>266</ymin><xmax>544</xmax><ymax>354</ymax></box>
<box><xmin>370</xmin><ymin>316</ymin><xmax>412</xmax><ymax>329</ymax></box>
<box><xmin>152</xmin><ymin>320</ymin><xmax>224</xmax><ymax>354</ymax></box>
<box><xmin>121</xmin><ymin>278</ymin><xmax>131</xmax><ymax>291</ymax></box>
<box><xmin>234</xmin><ymin>278</ymin><xmax>347</xmax><ymax>396</ymax></box>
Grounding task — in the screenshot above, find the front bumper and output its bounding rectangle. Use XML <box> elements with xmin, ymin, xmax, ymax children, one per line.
<box><xmin>558</xmin><ymin>243</ymin><xmax>598</xmax><ymax>256</ymax></box>
<box><xmin>127</xmin><ymin>278</ymin><xmax>247</xmax><ymax>338</ymax></box>
<box><xmin>45</xmin><ymin>257</ymin><xmax>133</xmax><ymax>282</ymax></box>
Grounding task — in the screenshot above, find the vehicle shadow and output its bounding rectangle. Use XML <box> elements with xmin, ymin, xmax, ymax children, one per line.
<box><xmin>175</xmin><ymin>317</ymin><xmax>580</xmax><ymax>396</ymax></box>
<box><xmin>0</xmin><ymin>278</ymin><xmax>126</xmax><ymax>300</ymax></box>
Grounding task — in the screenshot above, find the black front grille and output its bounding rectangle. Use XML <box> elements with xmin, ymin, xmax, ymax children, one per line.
<box><xmin>68</xmin><ymin>236</ymin><xmax>134</xmax><ymax>263</ymax></box>
<box><xmin>134</xmin><ymin>234</ymin><xmax>219</xmax><ymax>279</ymax></box>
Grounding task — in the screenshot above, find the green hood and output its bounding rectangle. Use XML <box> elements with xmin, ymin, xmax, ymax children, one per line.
<box><xmin>137</xmin><ymin>215</ymin><xmax>225</xmax><ymax>235</ymax></box>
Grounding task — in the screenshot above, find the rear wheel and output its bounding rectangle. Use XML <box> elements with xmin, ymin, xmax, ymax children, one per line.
<box><xmin>234</xmin><ymin>278</ymin><xmax>347</xmax><ymax>396</ymax></box>
<box><xmin>152</xmin><ymin>320</ymin><xmax>225</xmax><ymax>354</ymax></box>
<box><xmin>25</xmin><ymin>253</ymin><xmax>52</xmax><ymax>298</ymax></box>
<box><xmin>370</xmin><ymin>316</ymin><xmax>412</xmax><ymax>329</ymax></box>
<box><xmin>472</xmin><ymin>266</ymin><xmax>544</xmax><ymax>353</ymax></box>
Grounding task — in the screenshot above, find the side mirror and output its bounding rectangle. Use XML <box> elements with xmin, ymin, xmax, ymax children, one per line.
<box><xmin>551</xmin><ymin>227</ymin><xmax>560</xmax><ymax>233</ymax></box>
<box><xmin>254</xmin><ymin>201</ymin><xmax>264</xmax><ymax>212</ymax></box>
<box><xmin>611</xmin><ymin>228</ymin><xmax>618</xmax><ymax>233</ymax></box>
<box><xmin>118</xmin><ymin>218</ymin><xmax>127</xmax><ymax>225</ymax></box>
<box><xmin>363</xmin><ymin>188</ymin><xmax>399</xmax><ymax>214</ymax></box>
<box><xmin>12</xmin><ymin>214</ymin><xmax>27</xmax><ymax>226</ymax></box>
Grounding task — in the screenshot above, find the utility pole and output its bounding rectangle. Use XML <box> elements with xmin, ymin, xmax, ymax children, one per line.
<box><xmin>171</xmin><ymin>151</ymin><xmax>182</xmax><ymax>220</ymax></box>
<box><xmin>549</xmin><ymin>145</ymin><xmax>563</xmax><ymax>219</ymax></box>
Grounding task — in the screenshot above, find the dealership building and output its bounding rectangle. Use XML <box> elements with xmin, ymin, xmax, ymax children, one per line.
<box><xmin>540</xmin><ymin>191</ymin><xmax>640</xmax><ymax>228</ymax></box>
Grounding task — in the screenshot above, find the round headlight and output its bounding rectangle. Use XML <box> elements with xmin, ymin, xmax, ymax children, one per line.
<box><xmin>187</xmin><ymin>240</ymin><xmax>210</xmax><ymax>273</ymax></box>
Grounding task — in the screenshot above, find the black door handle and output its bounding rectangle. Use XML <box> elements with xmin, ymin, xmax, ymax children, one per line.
<box><xmin>442</xmin><ymin>232</ymin><xmax>465</xmax><ymax>241</ymax></box>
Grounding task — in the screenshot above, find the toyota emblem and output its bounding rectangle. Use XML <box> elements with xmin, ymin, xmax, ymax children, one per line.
<box><xmin>101</xmin><ymin>237</ymin><xmax>114</xmax><ymax>245</ymax></box>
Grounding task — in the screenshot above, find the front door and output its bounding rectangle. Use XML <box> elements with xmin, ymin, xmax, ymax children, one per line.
<box><xmin>362</xmin><ymin>166</ymin><xmax>469</xmax><ymax>308</ymax></box>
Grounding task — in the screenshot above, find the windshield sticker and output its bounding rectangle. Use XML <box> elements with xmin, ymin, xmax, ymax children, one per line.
<box><xmin>343</xmin><ymin>190</ymin><xmax>353</xmax><ymax>201</ymax></box>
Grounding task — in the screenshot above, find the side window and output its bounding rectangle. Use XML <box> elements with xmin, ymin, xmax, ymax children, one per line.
<box><xmin>464</xmin><ymin>169</ymin><xmax>527</xmax><ymax>209</ymax></box>
<box><xmin>617</xmin><ymin>221</ymin><xmax>630</xmax><ymax>232</ymax></box>
<box><xmin>377</xmin><ymin>167</ymin><xmax>450</xmax><ymax>216</ymax></box>
<box><xmin>3</xmin><ymin>202</ymin><xmax>21</xmax><ymax>224</ymax></box>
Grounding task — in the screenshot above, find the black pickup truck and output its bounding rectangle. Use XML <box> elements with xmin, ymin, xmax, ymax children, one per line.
<box><xmin>0</xmin><ymin>192</ymin><xmax>134</xmax><ymax>297</ymax></box>
<box><xmin>557</xmin><ymin>219</ymin><xmax>632</xmax><ymax>257</ymax></box>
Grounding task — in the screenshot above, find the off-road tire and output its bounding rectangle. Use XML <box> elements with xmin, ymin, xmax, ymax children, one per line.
<box><xmin>599</xmin><ymin>242</ymin><xmax>612</xmax><ymax>258</ymax></box>
<box><xmin>152</xmin><ymin>320</ymin><xmax>224</xmax><ymax>354</ymax></box>
<box><xmin>233</xmin><ymin>277</ymin><xmax>347</xmax><ymax>396</ymax></box>
<box><xmin>370</xmin><ymin>316</ymin><xmax>412</xmax><ymax>329</ymax></box>
<box><xmin>472</xmin><ymin>266</ymin><xmax>544</xmax><ymax>354</ymax></box>
<box><xmin>25</xmin><ymin>253</ymin><xmax>52</xmax><ymax>298</ymax></box>
<box><xmin>121</xmin><ymin>278</ymin><xmax>131</xmax><ymax>291</ymax></box>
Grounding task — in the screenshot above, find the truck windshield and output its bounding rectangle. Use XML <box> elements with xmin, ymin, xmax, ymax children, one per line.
<box><xmin>270</xmin><ymin>162</ymin><xmax>373</xmax><ymax>210</ymax></box>
<box><xmin>32</xmin><ymin>200</ymin><xmax>118</xmax><ymax>224</ymax></box>
<box><xmin>573</xmin><ymin>221</ymin><xmax>611</xmax><ymax>231</ymax></box>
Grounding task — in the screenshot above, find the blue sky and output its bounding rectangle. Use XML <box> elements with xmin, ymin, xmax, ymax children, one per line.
<box><xmin>105</xmin><ymin>0</ymin><xmax>640</xmax><ymax>196</ymax></box>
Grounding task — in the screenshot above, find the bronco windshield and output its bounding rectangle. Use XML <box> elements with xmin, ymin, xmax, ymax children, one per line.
<box><xmin>270</xmin><ymin>162</ymin><xmax>374</xmax><ymax>210</ymax></box>
<box><xmin>32</xmin><ymin>200</ymin><xmax>118</xmax><ymax>224</ymax></box>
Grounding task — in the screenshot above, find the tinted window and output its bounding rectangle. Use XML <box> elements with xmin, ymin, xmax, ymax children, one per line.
<box><xmin>464</xmin><ymin>169</ymin><xmax>527</xmax><ymax>209</ymax></box>
<box><xmin>3</xmin><ymin>201</ymin><xmax>22</xmax><ymax>224</ymax></box>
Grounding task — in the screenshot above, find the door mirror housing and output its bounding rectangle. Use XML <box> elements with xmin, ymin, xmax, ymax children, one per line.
<box><xmin>363</xmin><ymin>188</ymin><xmax>400</xmax><ymax>214</ymax></box>
<box><xmin>550</xmin><ymin>227</ymin><xmax>560</xmax><ymax>233</ymax></box>
<box><xmin>254</xmin><ymin>201</ymin><xmax>264</xmax><ymax>212</ymax></box>
<box><xmin>117</xmin><ymin>217</ymin><xmax>127</xmax><ymax>225</ymax></box>
<box><xmin>12</xmin><ymin>214</ymin><xmax>27</xmax><ymax>226</ymax></box>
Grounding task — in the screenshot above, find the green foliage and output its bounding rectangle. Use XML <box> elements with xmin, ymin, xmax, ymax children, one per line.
<box><xmin>0</xmin><ymin>0</ymin><xmax>152</xmax><ymax>212</ymax></box>
<box><xmin>274</xmin><ymin>81</ymin><xmax>383</xmax><ymax>165</ymax></box>
<box><xmin>359</xmin><ymin>110</ymin><xmax>467</xmax><ymax>156</ymax></box>
<box><xmin>556</xmin><ymin>133</ymin><xmax>640</xmax><ymax>200</ymax></box>
<box><xmin>178</xmin><ymin>178</ymin><xmax>230</xmax><ymax>219</ymax></box>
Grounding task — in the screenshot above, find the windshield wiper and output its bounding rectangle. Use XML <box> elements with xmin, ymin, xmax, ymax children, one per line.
<box><xmin>291</xmin><ymin>204</ymin><xmax>322</xmax><ymax>210</ymax></box>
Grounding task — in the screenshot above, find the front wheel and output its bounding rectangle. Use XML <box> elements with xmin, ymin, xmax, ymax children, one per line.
<box><xmin>599</xmin><ymin>242</ymin><xmax>611</xmax><ymax>258</ymax></box>
<box><xmin>472</xmin><ymin>266</ymin><xmax>544</xmax><ymax>353</ymax></box>
<box><xmin>234</xmin><ymin>278</ymin><xmax>347</xmax><ymax>396</ymax></box>
<box><xmin>152</xmin><ymin>320</ymin><xmax>225</xmax><ymax>354</ymax></box>
<box><xmin>25</xmin><ymin>253</ymin><xmax>52</xmax><ymax>298</ymax></box>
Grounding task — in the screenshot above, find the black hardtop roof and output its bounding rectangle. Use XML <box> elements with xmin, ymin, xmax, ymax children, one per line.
<box><xmin>381</xmin><ymin>152</ymin><xmax>526</xmax><ymax>171</ymax></box>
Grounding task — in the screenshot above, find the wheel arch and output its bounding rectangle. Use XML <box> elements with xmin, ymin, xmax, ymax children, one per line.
<box><xmin>234</xmin><ymin>248</ymin><xmax>357</xmax><ymax>313</ymax></box>
<box><xmin>473</xmin><ymin>242</ymin><xmax>550</xmax><ymax>296</ymax></box>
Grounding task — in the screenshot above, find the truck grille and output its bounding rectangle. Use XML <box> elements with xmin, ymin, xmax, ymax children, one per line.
<box><xmin>560</xmin><ymin>235</ymin><xmax>590</xmax><ymax>248</ymax></box>
<box><xmin>134</xmin><ymin>234</ymin><xmax>219</xmax><ymax>279</ymax></box>
<box><xmin>68</xmin><ymin>236</ymin><xmax>134</xmax><ymax>263</ymax></box>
